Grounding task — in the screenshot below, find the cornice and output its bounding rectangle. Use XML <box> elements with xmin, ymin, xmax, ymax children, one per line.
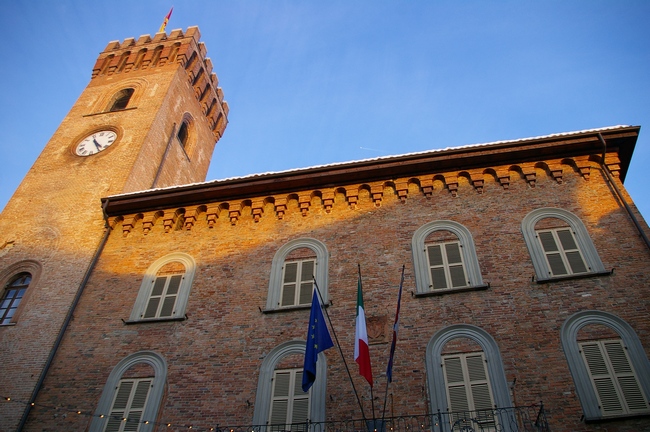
<box><xmin>102</xmin><ymin>126</ymin><xmax>639</xmax><ymax>219</ymax></box>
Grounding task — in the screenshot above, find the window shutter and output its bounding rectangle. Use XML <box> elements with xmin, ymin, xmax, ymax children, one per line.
<box><xmin>427</xmin><ymin>245</ymin><xmax>447</xmax><ymax>289</ymax></box>
<box><xmin>443</xmin><ymin>352</ymin><xmax>496</xmax><ymax>429</ymax></box>
<box><xmin>281</xmin><ymin>263</ymin><xmax>298</xmax><ymax>307</ymax></box>
<box><xmin>581</xmin><ymin>340</ymin><xmax>649</xmax><ymax>416</ymax></box>
<box><xmin>299</xmin><ymin>261</ymin><xmax>315</xmax><ymax>305</ymax></box>
<box><xmin>556</xmin><ymin>229</ymin><xmax>588</xmax><ymax>273</ymax></box>
<box><xmin>106</xmin><ymin>378</ymin><xmax>152</xmax><ymax>432</ymax></box>
<box><xmin>269</xmin><ymin>369</ymin><xmax>311</xmax><ymax>430</ymax></box>
<box><xmin>445</xmin><ymin>243</ymin><xmax>467</xmax><ymax>287</ymax></box>
<box><xmin>538</xmin><ymin>231</ymin><xmax>568</xmax><ymax>276</ymax></box>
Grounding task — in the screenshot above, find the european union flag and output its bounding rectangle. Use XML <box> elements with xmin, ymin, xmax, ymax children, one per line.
<box><xmin>302</xmin><ymin>290</ymin><xmax>334</xmax><ymax>392</ymax></box>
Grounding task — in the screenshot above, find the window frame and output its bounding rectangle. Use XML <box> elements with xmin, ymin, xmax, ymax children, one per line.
<box><xmin>521</xmin><ymin>208</ymin><xmax>606</xmax><ymax>282</ymax></box>
<box><xmin>561</xmin><ymin>310</ymin><xmax>650</xmax><ymax>421</ymax></box>
<box><xmin>0</xmin><ymin>260</ymin><xmax>40</xmax><ymax>325</ymax></box>
<box><xmin>128</xmin><ymin>253</ymin><xmax>196</xmax><ymax>322</ymax></box>
<box><xmin>265</xmin><ymin>239</ymin><xmax>329</xmax><ymax>312</ymax></box>
<box><xmin>89</xmin><ymin>351</ymin><xmax>167</xmax><ymax>432</ymax></box>
<box><xmin>280</xmin><ymin>258</ymin><xmax>316</xmax><ymax>308</ymax></box>
<box><xmin>108</xmin><ymin>88</ymin><xmax>135</xmax><ymax>112</ymax></box>
<box><xmin>252</xmin><ymin>341</ymin><xmax>327</xmax><ymax>426</ymax></box>
<box><xmin>425</xmin><ymin>324</ymin><xmax>514</xmax><ymax>432</ymax></box>
<box><xmin>412</xmin><ymin>221</ymin><xmax>484</xmax><ymax>295</ymax></box>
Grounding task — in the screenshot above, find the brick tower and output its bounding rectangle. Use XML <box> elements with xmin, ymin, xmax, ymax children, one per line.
<box><xmin>0</xmin><ymin>26</ymin><xmax>228</xmax><ymax>430</ymax></box>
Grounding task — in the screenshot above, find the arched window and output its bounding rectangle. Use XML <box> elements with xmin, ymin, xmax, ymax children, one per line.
<box><xmin>129</xmin><ymin>253</ymin><xmax>196</xmax><ymax>322</ymax></box>
<box><xmin>561</xmin><ymin>311</ymin><xmax>650</xmax><ymax>420</ymax></box>
<box><xmin>252</xmin><ymin>341</ymin><xmax>328</xmax><ymax>427</ymax></box>
<box><xmin>265</xmin><ymin>239</ymin><xmax>329</xmax><ymax>311</ymax></box>
<box><xmin>1</xmin><ymin>273</ymin><xmax>31</xmax><ymax>325</ymax></box>
<box><xmin>426</xmin><ymin>325</ymin><xmax>513</xmax><ymax>432</ymax></box>
<box><xmin>522</xmin><ymin>208</ymin><xmax>606</xmax><ymax>282</ymax></box>
<box><xmin>89</xmin><ymin>351</ymin><xmax>167</xmax><ymax>432</ymax></box>
<box><xmin>177</xmin><ymin>120</ymin><xmax>189</xmax><ymax>148</ymax></box>
<box><xmin>412</xmin><ymin>221</ymin><xmax>484</xmax><ymax>295</ymax></box>
<box><xmin>108</xmin><ymin>88</ymin><xmax>134</xmax><ymax>112</ymax></box>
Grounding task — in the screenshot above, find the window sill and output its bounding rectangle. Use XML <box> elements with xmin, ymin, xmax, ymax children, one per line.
<box><xmin>536</xmin><ymin>270</ymin><xmax>612</xmax><ymax>284</ymax></box>
<box><xmin>262</xmin><ymin>304</ymin><xmax>318</xmax><ymax>314</ymax></box>
<box><xmin>584</xmin><ymin>411</ymin><xmax>650</xmax><ymax>423</ymax></box>
<box><xmin>83</xmin><ymin>106</ymin><xmax>138</xmax><ymax>117</ymax></box>
<box><xmin>122</xmin><ymin>315</ymin><xmax>187</xmax><ymax>325</ymax></box>
<box><xmin>0</xmin><ymin>322</ymin><xmax>16</xmax><ymax>327</ymax></box>
<box><xmin>413</xmin><ymin>284</ymin><xmax>489</xmax><ymax>298</ymax></box>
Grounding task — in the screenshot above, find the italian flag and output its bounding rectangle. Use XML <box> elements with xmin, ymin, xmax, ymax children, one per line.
<box><xmin>354</xmin><ymin>272</ymin><xmax>373</xmax><ymax>387</ymax></box>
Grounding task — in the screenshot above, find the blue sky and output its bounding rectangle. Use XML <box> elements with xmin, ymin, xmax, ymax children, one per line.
<box><xmin>1</xmin><ymin>1</ymin><xmax>649</xmax><ymax>218</ymax></box>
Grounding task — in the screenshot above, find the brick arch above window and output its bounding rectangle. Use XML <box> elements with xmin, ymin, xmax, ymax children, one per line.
<box><xmin>252</xmin><ymin>340</ymin><xmax>328</xmax><ymax>425</ymax></box>
<box><xmin>411</xmin><ymin>220</ymin><xmax>484</xmax><ymax>294</ymax></box>
<box><xmin>89</xmin><ymin>351</ymin><xmax>167</xmax><ymax>432</ymax></box>
<box><xmin>560</xmin><ymin>310</ymin><xmax>650</xmax><ymax>421</ymax></box>
<box><xmin>265</xmin><ymin>238</ymin><xmax>329</xmax><ymax>311</ymax></box>
<box><xmin>128</xmin><ymin>252</ymin><xmax>196</xmax><ymax>322</ymax></box>
<box><xmin>521</xmin><ymin>208</ymin><xmax>606</xmax><ymax>282</ymax></box>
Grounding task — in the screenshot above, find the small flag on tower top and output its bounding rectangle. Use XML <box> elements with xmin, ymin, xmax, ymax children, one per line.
<box><xmin>302</xmin><ymin>290</ymin><xmax>334</xmax><ymax>392</ymax></box>
<box><xmin>158</xmin><ymin>7</ymin><xmax>173</xmax><ymax>33</ymax></box>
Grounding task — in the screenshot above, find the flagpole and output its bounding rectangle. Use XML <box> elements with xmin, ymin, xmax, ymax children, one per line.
<box><xmin>312</xmin><ymin>278</ymin><xmax>368</xmax><ymax>421</ymax></box>
<box><xmin>381</xmin><ymin>265</ymin><xmax>405</xmax><ymax>422</ymax></box>
<box><xmin>358</xmin><ymin>264</ymin><xmax>376</xmax><ymax>422</ymax></box>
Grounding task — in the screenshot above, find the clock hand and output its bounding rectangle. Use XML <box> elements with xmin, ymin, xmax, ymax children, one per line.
<box><xmin>92</xmin><ymin>138</ymin><xmax>102</xmax><ymax>150</ymax></box>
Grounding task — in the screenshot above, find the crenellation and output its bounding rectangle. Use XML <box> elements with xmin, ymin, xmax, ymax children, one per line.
<box><xmin>121</xmin><ymin>37</ymin><xmax>136</xmax><ymax>49</ymax></box>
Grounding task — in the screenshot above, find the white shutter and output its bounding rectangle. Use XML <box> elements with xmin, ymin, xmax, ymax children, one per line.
<box><xmin>537</xmin><ymin>228</ymin><xmax>588</xmax><ymax>276</ymax></box>
<box><xmin>280</xmin><ymin>260</ymin><xmax>315</xmax><ymax>307</ymax></box>
<box><xmin>144</xmin><ymin>274</ymin><xmax>183</xmax><ymax>318</ymax></box>
<box><xmin>105</xmin><ymin>378</ymin><xmax>152</xmax><ymax>432</ymax></box>
<box><xmin>426</xmin><ymin>241</ymin><xmax>468</xmax><ymax>290</ymax></box>
<box><xmin>443</xmin><ymin>352</ymin><xmax>496</xmax><ymax>430</ymax></box>
<box><xmin>580</xmin><ymin>340</ymin><xmax>650</xmax><ymax>417</ymax></box>
<box><xmin>269</xmin><ymin>369</ymin><xmax>311</xmax><ymax>430</ymax></box>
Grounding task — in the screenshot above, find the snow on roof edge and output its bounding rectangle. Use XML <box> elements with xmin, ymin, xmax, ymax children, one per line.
<box><xmin>108</xmin><ymin>125</ymin><xmax>633</xmax><ymax>199</ymax></box>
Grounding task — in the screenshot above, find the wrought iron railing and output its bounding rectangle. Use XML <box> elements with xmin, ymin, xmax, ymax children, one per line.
<box><xmin>215</xmin><ymin>404</ymin><xmax>549</xmax><ymax>432</ymax></box>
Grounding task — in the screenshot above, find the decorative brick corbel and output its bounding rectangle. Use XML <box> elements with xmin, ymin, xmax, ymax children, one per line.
<box><xmin>275</xmin><ymin>198</ymin><xmax>287</xmax><ymax>220</ymax></box>
<box><xmin>252</xmin><ymin>200</ymin><xmax>264</xmax><ymax>223</ymax></box>
<box><xmin>574</xmin><ymin>156</ymin><xmax>591</xmax><ymax>181</ymax></box>
<box><xmin>322</xmin><ymin>191</ymin><xmax>335</xmax><ymax>213</ymax></box>
<box><xmin>299</xmin><ymin>193</ymin><xmax>311</xmax><ymax>216</ymax></box>
<box><xmin>206</xmin><ymin>205</ymin><xmax>220</xmax><ymax>228</ymax></box>
<box><xmin>121</xmin><ymin>215</ymin><xmax>138</xmax><ymax>237</ymax></box>
<box><xmin>183</xmin><ymin>207</ymin><xmax>199</xmax><ymax>230</ymax></box>
<box><xmin>469</xmin><ymin>171</ymin><xmax>484</xmax><ymax>194</ymax></box>
<box><xmin>229</xmin><ymin>203</ymin><xmax>241</xmax><ymax>226</ymax></box>
<box><xmin>370</xmin><ymin>184</ymin><xmax>384</xmax><ymax>207</ymax></box>
<box><xmin>521</xmin><ymin>163</ymin><xmax>537</xmax><ymax>187</ymax></box>
<box><xmin>547</xmin><ymin>162</ymin><xmax>563</xmax><ymax>184</ymax></box>
<box><xmin>346</xmin><ymin>188</ymin><xmax>359</xmax><ymax>209</ymax></box>
<box><xmin>605</xmin><ymin>154</ymin><xmax>622</xmax><ymax>178</ymax></box>
<box><xmin>395</xmin><ymin>181</ymin><xmax>408</xmax><ymax>203</ymax></box>
<box><xmin>420</xmin><ymin>179</ymin><xmax>434</xmax><ymax>199</ymax></box>
<box><xmin>496</xmin><ymin>169</ymin><xmax>510</xmax><ymax>190</ymax></box>
<box><xmin>107</xmin><ymin>217</ymin><xmax>121</xmax><ymax>230</ymax></box>
<box><xmin>445</xmin><ymin>175</ymin><xmax>458</xmax><ymax>197</ymax></box>
<box><xmin>141</xmin><ymin>212</ymin><xmax>157</xmax><ymax>235</ymax></box>
<box><xmin>162</xmin><ymin>210</ymin><xmax>178</xmax><ymax>233</ymax></box>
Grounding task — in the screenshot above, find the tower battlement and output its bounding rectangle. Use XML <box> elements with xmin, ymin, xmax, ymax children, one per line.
<box><xmin>92</xmin><ymin>26</ymin><xmax>228</xmax><ymax>140</ymax></box>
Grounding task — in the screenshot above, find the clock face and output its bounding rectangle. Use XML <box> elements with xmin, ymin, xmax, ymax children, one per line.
<box><xmin>75</xmin><ymin>130</ymin><xmax>117</xmax><ymax>156</ymax></box>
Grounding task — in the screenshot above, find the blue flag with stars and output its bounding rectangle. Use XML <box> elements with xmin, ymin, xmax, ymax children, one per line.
<box><xmin>302</xmin><ymin>290</ymin><xmax>334</xmax><ymax>392</ymax></box>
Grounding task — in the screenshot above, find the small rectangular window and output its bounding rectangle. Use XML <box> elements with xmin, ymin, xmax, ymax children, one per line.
<box><xmin>537</xmin><ymin>228</ymin><xmax>588</xmax><ymax>276</ymax></box>
<box><xmin>280</xmin><ymin>260</ymin><xmax>315</xmax><ymax>307</ymax></box>
<box><xmin>143</xmin><ymin>274</ymin><xmax>183</xmax><ymax>319</ymax></box>
<box><xmin>426</xmin><ymin>241</ymin><xmax>468</xmax><ymax>290</ymax></box>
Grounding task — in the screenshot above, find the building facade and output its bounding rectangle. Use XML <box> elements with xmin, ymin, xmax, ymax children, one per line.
<box><xmin>1</xmin><ymin>28</ymin><xmax>650</xmax><ymax>432</ymax></box>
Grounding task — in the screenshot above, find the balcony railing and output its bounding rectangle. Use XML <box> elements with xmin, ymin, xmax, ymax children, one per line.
<box><xmin>216</xmin><ymin>404</ymin><xmax>549</xmax><ymax>432</ymax></box>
